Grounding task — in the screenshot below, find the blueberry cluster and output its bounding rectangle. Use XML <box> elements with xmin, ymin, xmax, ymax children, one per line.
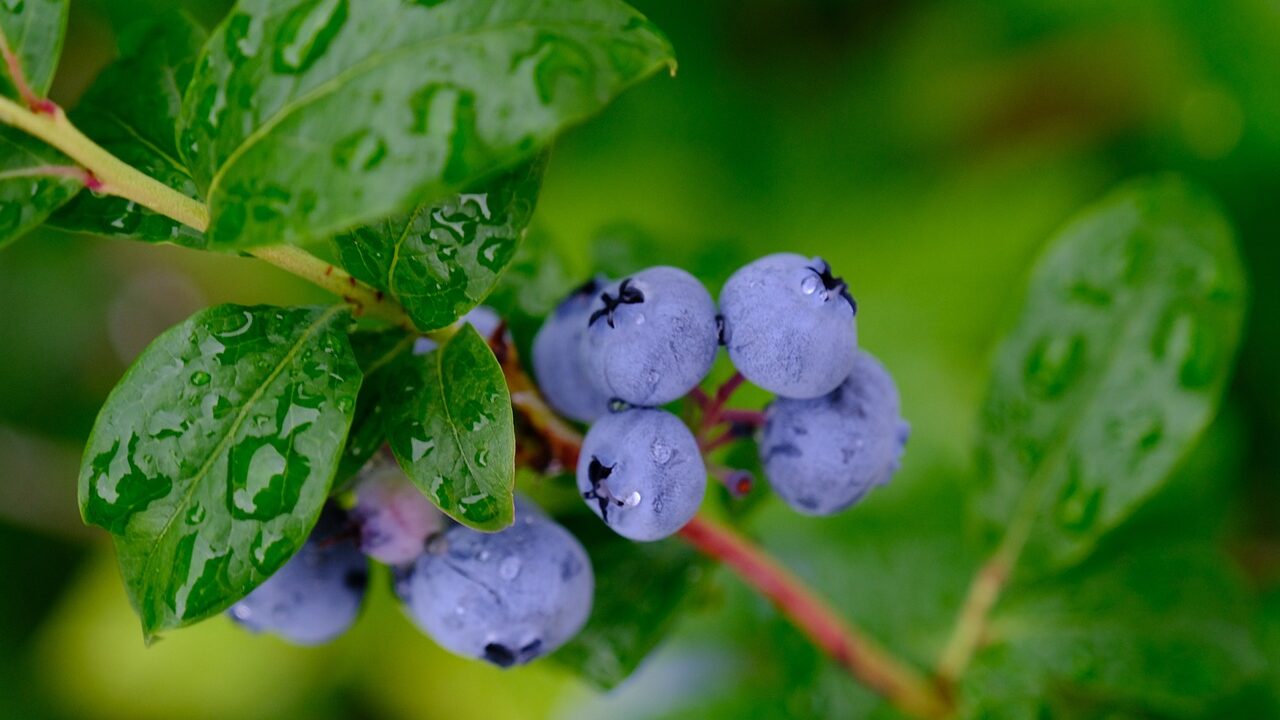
<box><xmin>536</xmin><ymin>253</ymin><xmax>908</xmax><ymax>540</ymax></box>
<box><xmin>228</xmin><ymin>465</ymin><xmax>594</xmax><ymax>669</ymax></box>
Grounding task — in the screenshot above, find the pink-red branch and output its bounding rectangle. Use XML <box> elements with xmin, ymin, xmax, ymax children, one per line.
<box><xmin>498</xmin><ymin>345</ymin><xmax>952</xmax><ymax>719</ymax></box>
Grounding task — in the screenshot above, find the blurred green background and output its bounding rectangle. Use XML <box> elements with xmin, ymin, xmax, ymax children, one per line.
<box><xmin>2</xmin><ymin>1</ymin><xmax>1278</xmax><ymax>718</ymax></box>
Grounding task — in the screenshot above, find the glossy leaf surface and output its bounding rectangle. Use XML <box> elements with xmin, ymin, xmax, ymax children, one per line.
<box><xmin>78</xmin><ymin>304</ymin><xmax>361</xmax><ymax>638</ymax></box>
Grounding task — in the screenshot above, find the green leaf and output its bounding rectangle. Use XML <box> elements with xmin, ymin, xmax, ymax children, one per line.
<box><xmin>332</xmin><ymin>328</ymin><xmax>414</xmax><ymax>487</ymax></box>
<box><xmin>77</xmin><ymin>304</ymin><xmax>362</xmax><ymax>638</ymax></box>
<box><xmin>0</xmin><ymin>128</ymin><xmax>79</xmax><ymax>249</ymax></box>
<box><xmin>972</xmin><ymin>177</ymin><xmax>1248</xmax><ymax>570</ymax></box>
<box><xmin>961</xmin><ymin>544</ymin><xmax>1265</xmax><ymax>719</ymax></box>
<box><xmin>0</xmin><ymin>0</ymin><xmax>75</xmax><ymax>249</ymax></box>
<box><xmin>178</xmin><ymin>0</ymin><xmax>675</xmax><ymax>249</ymax></box>
<box><xmin>552</xmin><ymin>512</ymin><xmax>707</xmax><ymax>688</ymax></box>
<box><xmin>0</xmin><ymin>0</ymin><xmax>67</xmax><ymax>99</ymax></box>
<box><xmin>49</xmin><ymin>11</ymin><xmax>207</xmax><ymax>246</ymax></box>
<box><xmin>332</xmin><ymin>156</ymin><xmax>545</xmax><ymax>331</ymax></box>
<box><xmin>383</xmin><ymin>324</ymin><xmax>514</xmax><ymax>531</ymax></box>
<box><xmin>485</xmin><ymin>223</ymin><xmax>575</xmax><ymax>366</ymax></box>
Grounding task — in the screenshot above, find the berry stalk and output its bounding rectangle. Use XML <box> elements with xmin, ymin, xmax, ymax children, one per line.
<box><xmin>500</xmin><ymin>347</ymin><xmax>953</xmax><ymax>719</ymax></box>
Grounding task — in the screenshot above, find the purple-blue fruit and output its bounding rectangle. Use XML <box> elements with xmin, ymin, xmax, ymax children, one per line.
<box><xmin>400</xmin><ymin>513</ymin><xmax>593</xmax><ymax>667</ymax></box>
<box><xmin>720</xmin><ymin>254</ymin><xmax>857</xmax><ymax>399</ymax></box>
<box><xmin>577</xmin><ymin>408</ymin><xmax>706</xmax><ymax>541</ymax></box>
<box><xmin>760</xmin><ymin>350</ymin><xmax>907</xmax><ymax>515</ymax></box>
<box><xmin>582</xmin><ymin>267</ymin><xmax>719</xmax><ymax>406</ymax></box>
<box><xmin>532</xmin><ymin>277</ymin><xmax>614</xmax><ymax>422</ymax></box>
<box><xmin>228</xmin><ymin>506</ymin><xmax>368</xmax><ymax>645</ymax></box>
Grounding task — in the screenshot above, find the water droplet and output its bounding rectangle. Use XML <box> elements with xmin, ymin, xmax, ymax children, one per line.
<box><xmin>410</xmin><ymin>437</ymin><xmax>436</xmax><ymax>462</ymax></box>
<box><xmin>499</xmin><ymin>556</ymin><xmax>522</xmax><ymax>580</ymax></box>
<box><xmin>623</xmin><ymin>491</ymin><xmax>642</xmax><ymax>507</ymax></box>
<box><xmin>332</xmin><ymin>129</ymin><xmax>388</xmax><ymax>171</ymax></box>
<box><xmin>478</xmin><ymin>550</ymin><xmax>491</xmax><ymax>562</ymax></box>
<box><xmin>1056</xmin><ymin>458</ymin><xmax>1103</xmax><ymax>532</ymax></box>
<box><xmin>1024</xmin><ymin>335</ymin><xmax>1086</xmax><ymax>399</ymax></box>
<box><xmin>337</xmin><ymin>396</ymin><xmax>354</xmax><ymax>413</ymax></box>
<box><xmin>800</xmin><ymin>274</ymin><xmax>822</xmax><ymax>296</ymax></box>
<box><xmin>273</xmin><ymin>0</ymin><xmax>349</xmax><ymax>74</ymax></box>
<box><xmin>190</xmin><ymin>371</ymin><xmax>211</xmax><ymax>387</ymax></box>
<box><xmin>186</xmin><ymin>504</ymin><xmax>206</xmax><ymax>524</ymax></box>
<box><xmin>650</xmin><ymin>440</ymin><xmax>673</xmax><ymax>465</ymax></box>
<box><xmin>1152</xmin><ymin>305</ymin><xmax>1219</xmax><ymax>390</ymax></box>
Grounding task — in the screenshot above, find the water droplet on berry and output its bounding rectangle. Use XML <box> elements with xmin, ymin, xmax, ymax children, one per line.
<box><xmin>800</xmin><ymin>274</ymin><xmax>821</xmax><ymax>295</ymax></box>
<box><xmin>499</xmin><ymin>556</ymin><xmax>521</xmax><ymax>580</ymax></box>
<box><xmin>623</xmin><ymin>491</ymin><xmax>642</xmax><ymax>507</ymax></box>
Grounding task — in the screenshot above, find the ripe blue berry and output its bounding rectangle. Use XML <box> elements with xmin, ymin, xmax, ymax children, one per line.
<box><xmin>400</xmin><ymin>513</ymin><xmax>594</xmax><ymax>667</ymax></box>
<box><xmin>720</xmin><ymin>254</ymin><xmax>858</xmax><ymax>399</ymax></box>
<box><xmin>532</xmin><ymin>277</ymin><xmax>614</xmax><ymax>422</ymax></box>
<box><xmin>351</xmin><ymin>463</ymin><xmax>444</xmax><ymax>566</ymax></box>
<box><xmin>577</xmin><ymin>408</ymin><xmax>706</xmax><ymax>541</ymax></box>
<box><xmin>228</xmin><ymin>506</ymin><xmax>368</xmax><ymax>645</ymax></box>
<box><xmin>582</xmin><ymin>267</ymin><xmax>719</xmax><ymax>406</ymax></box>
<box><xmin>759</xmin><ymin>351</ymin><xmax>908</xmax><ymax>516</ymax></box>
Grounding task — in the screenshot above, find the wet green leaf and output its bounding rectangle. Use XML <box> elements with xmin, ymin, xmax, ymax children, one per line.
<box><xmin>179</xmin><ymin>0</ymin><xmax>675</xmax><ymax>248</ymax></box>
<box><xmin>0</xmin><ymin>129</ymin><xmax>79</xmax><ymax>249</ymax></box>
<box><xmin>0</xmin><ymin>0</ymin><xmax>75</xmax><ymax>249</ymax></box>
<box><xmin>383</xmin><ymin>324</ymin><xmax>514</xmax><ymax>531</ymax></box>
<box><xmin>972</xmin><ymin>177</ymin><xmax>1248</xmax><ymax>570</ymax></box>
<box><xmin>552</xmin><ymin>511</ymin><xmax>707</xmax><ymax>688</ymax></box>
<box><xmin>332</xmin><ymin>328</ymin><xmax>414</xmax><ymax>487</ymax></box>
<box><xmin>77</xmin><ymin>304</ymin><xmax>362</xmax><ymax>639</ymax></box>
<box><xmin>49</xmin><ymin>11</ymin><xmax>207</xmax><ymax>246</ymax></box>
<box><xmin>962</xmin><ymin>543</ymin><xmax>1265</xmax><ymax>719</ymax></box>
<box><xmin>332</xmin><ymin>157</ymin><xmax>544</xmax><ymax>331</ymax></box>
<box><xmin>0</xmin><ymin>0</ymin><xmax>66</xmax><ymax>99</ymax></box>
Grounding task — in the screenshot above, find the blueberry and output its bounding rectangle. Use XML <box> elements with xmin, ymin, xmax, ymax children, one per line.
<box><xmin>582</xmin><ymin>267</ymin><xmax>719</xmax><ymax>406</ymax></box>
<box><xmin>400</xmin><ymin>513</ymin><xmax>593</xmax><ymax>667</ymax></box>
<box><xmin>228</xmin><ymin>506</ymin><xmax>368</xmax><ymax>645</ymax></box>
<box><xmin>577</xmin><ymin>408</ymin><xmax>706</xmax><ymax>541</ymax></box>
<box><xmin>351</xmin><ymin>463</ymin><xmax>445</xmax><ymax>566</ymax></box>
<box><xmin>719</xmin><ymin>253</ymin><xmax>858</xmax><ymax>399</ymax></box>
<box><xmin>532</xmin><ymin>277</ymin><xmax>614</xmax><ymax>422</ymax></box>
<box><xmin>759</xmin><ymin>350</ymin><xmax>908</xmax><ymax>516</ymax></box>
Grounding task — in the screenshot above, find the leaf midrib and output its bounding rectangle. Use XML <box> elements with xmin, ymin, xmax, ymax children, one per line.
<box><xmin>137</xmin><ymin>304</ymin><xmax>345</xmax><ymax>630</ymax></box>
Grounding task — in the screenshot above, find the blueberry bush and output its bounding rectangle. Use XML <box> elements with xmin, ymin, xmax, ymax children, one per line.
<box><xmin>0</xmin><ymin>1</ymin><xmax>1271</xmax><ymax>719</ymax></box>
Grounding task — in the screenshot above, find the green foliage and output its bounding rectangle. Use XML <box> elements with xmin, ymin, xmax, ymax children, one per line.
<box><xmin>49</xmin><ymin>11</ymin><xmax>207</xmax><ymax>246</ymax></box>
<box><xmin>332</xmin><ymin>328</ymin><xmax>413</xmax><ymax>487</ymax></box>
<box><xmin>972</xmin><ymin>177</ymin><xmax>1248</xmax><ymax>571</ymax></box>
<box><xmin>963</xmin><ymin>543</ymin><xmax>1264</xmax><ymax>718</ymax></box>
<box><xmin>383</xmin><ymin>324</ymin><xmax>515</xmax><ymax>531</ymax></box>
<box><xmin>77</xmin><ymin>304</ymin><xmax>361</xmax><ymax>638</ymax></box>
<box><xmin>333</xmin><ymin>156</ymin><xmax>546</xmax><ymax>331</ymax></box>
<box><xmin>0</xmin><ymin>0</ymin><xmax>74</xmax><ymax>248</ymax></box>
<box><xmin>0</xmin><ymin>129</ymin><xmax>78</xmax><ymax>248</ymax></box>
<box><xmin>179</xmin><ymin>0</ymin><xmax>675</xmax><ymax>249</ymax></box>
<box><xmin>0</xmin><ymin>0</ymin><xmax>67</xmax><ymax>97</ymax></box>
<box><xmin>0</xmin><ymin>1</ymin><xmax>1272</xmax><ymax>717</ymax></box>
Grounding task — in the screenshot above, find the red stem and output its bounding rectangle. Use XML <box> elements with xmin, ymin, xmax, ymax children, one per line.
<box><xmin>678</xmin><ymin>516</ymin><xmax>950</xmax><ymax>718</ymax></box>
<box><xmin>495</xmin><ymin>339</ymin><xmax>952</xmax><ymax>718</ymax></box>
